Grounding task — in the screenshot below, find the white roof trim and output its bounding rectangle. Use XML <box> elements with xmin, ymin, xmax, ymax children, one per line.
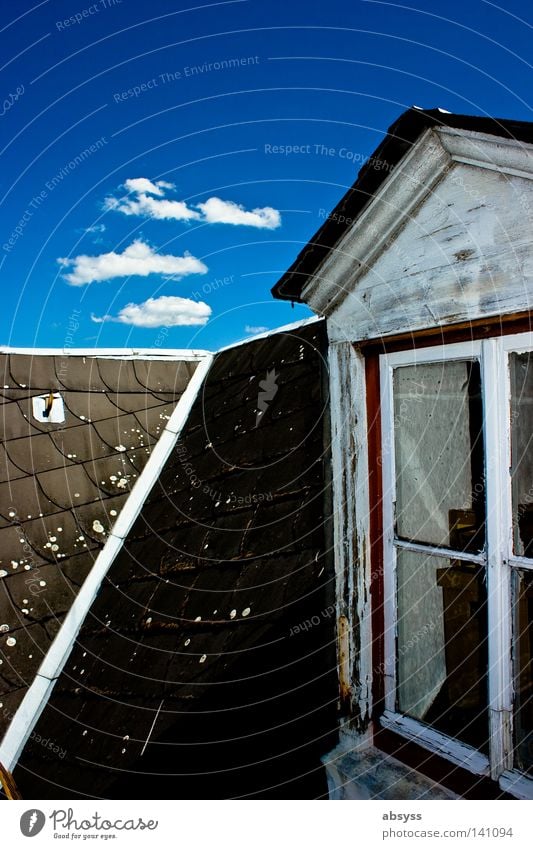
<box><xmin>0</xmin><ymin>352</ymin><xmax>214</xmax><ymax>774</ymax></box>
<box><xmin>217</xmin><ymin>315</ymin><xmax>322</xmax><ymax>352</ymax></box>
<box><xmin>0</xmin><ymin>347</ymin><xmax>211</xmax><ymax>360</ymax></box>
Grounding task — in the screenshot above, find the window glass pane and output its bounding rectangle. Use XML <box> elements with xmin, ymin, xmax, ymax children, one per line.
<box><xmin>396</xmin><ymin>548</ymin><xmax>488</xmax><ymax>751</ymax></box>
<box><xmin>513</xmin><ymin>570</ymin><xmax>533</xmax><ymax>775</ymax></box>
<box><xmin>393</xmin><ymin>361</ymin><xmax>485</xmax><ymax>552</ymax></box>
<box><xmin>511</xmin><ymin>353</ymin><xmax>533</xmax><ymax>557</ymax></box>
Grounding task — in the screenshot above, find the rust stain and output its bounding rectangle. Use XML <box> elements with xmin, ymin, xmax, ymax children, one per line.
<box><xmin>0</xmin><ymin>760</ymin><xmax>22</xmax><ymax>799</ymax></box>
<box><xmin>338</xmin><ymin>614</ymin><xmax>351</xmax><ymax>705</ymax></box>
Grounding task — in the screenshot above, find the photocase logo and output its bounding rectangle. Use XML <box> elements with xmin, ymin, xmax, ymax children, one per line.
<box><xmin>255</xmin><ymin>369</ymin><xmax>278</xmax><ymax>427</ymax></box>
<box><xmin>20</xmin><ymin>809</ymin><xmax>46</xmax><ymax>837</ymax></box>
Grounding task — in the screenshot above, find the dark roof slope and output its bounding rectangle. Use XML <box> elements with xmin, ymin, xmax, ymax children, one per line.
<box><xmin>0</xmin><ymin>353</ymin><xmax>199</xmax><ymax>736</ymax></box>
<box><xmin>272</xmin><ymin>107</ymin><xmax>533</xmax><ymax>302</ymax></box>
<box><xmin>13</xmin><ymin>321</ymin><xmax>337</xmax><ymax>800</ymax></box>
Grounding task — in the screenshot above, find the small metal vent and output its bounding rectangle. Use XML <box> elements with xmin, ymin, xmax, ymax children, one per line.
<box><xmin>32</xmin><ymin>392</ymin><xmax>66</xmax><ymax>423</ymax></box>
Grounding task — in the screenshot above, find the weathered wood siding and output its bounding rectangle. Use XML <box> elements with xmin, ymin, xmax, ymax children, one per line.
<box><xmin>328</xmin><ymin>162</ymin><xmax>533</xmax><ymax>342</ymax></box>
<box><xmin>328</xmin><ymin>341</ymin><xmax>372</xmax><ymax>732</ymax></box>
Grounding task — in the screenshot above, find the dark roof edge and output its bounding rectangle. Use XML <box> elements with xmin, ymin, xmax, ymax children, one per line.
<box><xmin>271</xmin><ymin>106</ymin><xmax>533</xmax><ymax>303</ymax></box>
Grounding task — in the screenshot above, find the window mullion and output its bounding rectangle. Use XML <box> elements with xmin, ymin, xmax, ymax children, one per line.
<box><xmin>482</xmin><ymin>338</ymin><xmax>513</xmax><ymax>778</ymax></box>
<box><xmin>393</xmin><ymin>537</ymin><xmax>485</xmax><ymax>564</ymax></box>
<box><xmin>380</xmin><ymin>356</ymin><xmax>397</xmax><ymax>712</ymax></box>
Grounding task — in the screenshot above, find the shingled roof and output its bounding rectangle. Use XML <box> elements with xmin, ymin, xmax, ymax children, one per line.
<box><xmin>0</xmin><ymin>350</ymin><xmax>204</xmax><ymax>740</ymax></box>
<box><xmin>2</xmin><ymin>321</ymin><xmax>337</xmax><ymax>799</ymax></box>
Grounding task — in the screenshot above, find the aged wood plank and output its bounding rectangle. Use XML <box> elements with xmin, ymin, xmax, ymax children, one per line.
<box><xmin>328</xmin><ymin>341</ymin><xmax>372</xmax><ymax>730</ymax></box>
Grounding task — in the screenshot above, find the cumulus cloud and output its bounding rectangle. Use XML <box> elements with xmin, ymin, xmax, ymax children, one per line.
<box><xmin>245</xmin><ymin>324</ymin><xmax>270</xmax><ymax>334</ymax></box>
<box><xmin>105</xmin><ymin>189</ymin><xmax>200</xmax><ymax>222</ymax></box>
<box><xmin>104</xmin><ymin>178</ymin><xmax>281</xmax><ymax>229</ymax></box>
<box><xmin>91</xmin><ymin>295</ymin><xmax>211</xmax><ymax>328</ymax></box>
<box><xmin>197</xmin><ymin>197</ymin><xmax>281</xmax><ymax>229</ymax></box>
<box><xmin>123</xmin><ymin>177</ymin><xmax>174</xmax><ymax>196</ymax></box>
<box><xmin>58</xmin><ymin>239</ymin><xmax>208</xmax><ymax>286</ymax></box>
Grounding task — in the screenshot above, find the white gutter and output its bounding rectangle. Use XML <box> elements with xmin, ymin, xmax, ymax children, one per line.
<box><xmin>0</xmin><ymin>347</ymin><xmax>211</xmax><ymax>360</ymax></box>
<box><xmin>0</xmin><ymin>352</ymin><xmax>214</xmax><ymax>773</ymax></box>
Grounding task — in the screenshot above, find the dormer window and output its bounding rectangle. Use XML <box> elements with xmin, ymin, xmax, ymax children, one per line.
<box><xmin>380</xmin><ymin>333</ymin><xmax>533</xmax><ymax>792</ymax></box>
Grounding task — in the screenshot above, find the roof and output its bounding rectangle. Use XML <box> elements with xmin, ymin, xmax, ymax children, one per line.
<box><xmin>271</xmin><ymin>107</ymin><xmax>533</xmax><ymax>303</ymax></box>
<box><xmin>0</xmin><ymin>351</ymin><xmax>204</xmax><ymax>738</ymax></box>
<box><xmin>3</xmin><ymin>321</ymin><xmax>336</xmax><ymax>799</ymax></box>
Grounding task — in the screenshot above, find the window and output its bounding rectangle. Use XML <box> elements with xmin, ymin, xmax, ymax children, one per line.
<box><xmin>380</xmin><ymin>335</ymin><xmax>533</xmax><ymax>797</ymax></box>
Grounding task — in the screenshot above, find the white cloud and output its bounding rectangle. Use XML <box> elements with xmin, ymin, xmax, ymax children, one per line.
<box><xmin>104</xmin><ymin>178</ymin><xmax>281</xmax><ymax>229</ymax></box>
<box><xmin>58</xmin><ymin>239</ymin><xmax>207</xmax><ymax>286</ymax></box>
<box><xmin>91</xmin><ymin>295</ymin><xmax>211</xmax><ymax>328</ymax></box>
<box><xmin>84</xmin><ymin>223</ymin><xmax>106</xmax><ymax>234</ymax></box>
<box><xmin>245</xmin><ymin>324</ymin><xmax>270</xmax><ymax>334</ymax></box>
<box><xmin>105</xmin><ymin>192</ymin><xmax>200</xmax><ymax>222</ymax></box>
<box><xmin>123</xmin><ymin>177</ymin><xmax>174</xmax><ymax>196</ymax></box>
<box><xmin>197</xmin><ymin>197</ymin><xmax>281</xmax><ymax>229</ymax></box>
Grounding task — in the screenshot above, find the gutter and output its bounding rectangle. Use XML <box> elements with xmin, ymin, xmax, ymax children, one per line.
<box><xmin>0</xmin><ymin>347</ymin><xmax>209</xmax><ymax>360</ymax></box>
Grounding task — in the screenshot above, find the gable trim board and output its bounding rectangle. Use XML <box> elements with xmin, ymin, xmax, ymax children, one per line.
<box><xmin>300</xmin><ymin>126</ymin><xmax>533</xmax><ymax>320</ymax></box>
<box><xmin>0</xmin><ymin>352</ymin><xmax>214</xmax><ymax>774</ymax></box>
<box><xmin>301</xmin><ymin>127</ymin><xmax>450</xmax><ymax>316</ymax></box>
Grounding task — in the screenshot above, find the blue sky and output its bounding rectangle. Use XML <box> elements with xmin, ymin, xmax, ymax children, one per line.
<box><xmin>1</xmin><ymin>0</ymin><xmax>532</xmax><ymax>351</ymax></box>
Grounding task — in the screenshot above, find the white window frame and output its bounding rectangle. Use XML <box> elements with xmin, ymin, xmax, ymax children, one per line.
<box><xmin>379</xmin><ymin>334</ymin><xmax>533</xmax><ymax>798</ymax></box>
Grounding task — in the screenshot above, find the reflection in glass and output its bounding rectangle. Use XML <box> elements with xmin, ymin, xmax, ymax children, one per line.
<box><xmin>396</xmin><ymin>548</ymin><xmax>488</xmax><ymax>751</ymax></box>
<box><xmin>393</xmin><ymin>361</ymin><xmax>485</xmax><ymax>552</ymax></box>
<box><xmin>511</xmin><ymin>353</ymin><xmax>533</xmax><ymax>557</ymax></box>
<box><xmin>514</xmin><ymin>571</ymin><xmax>533</xmax><ymax>775</ymax></box>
